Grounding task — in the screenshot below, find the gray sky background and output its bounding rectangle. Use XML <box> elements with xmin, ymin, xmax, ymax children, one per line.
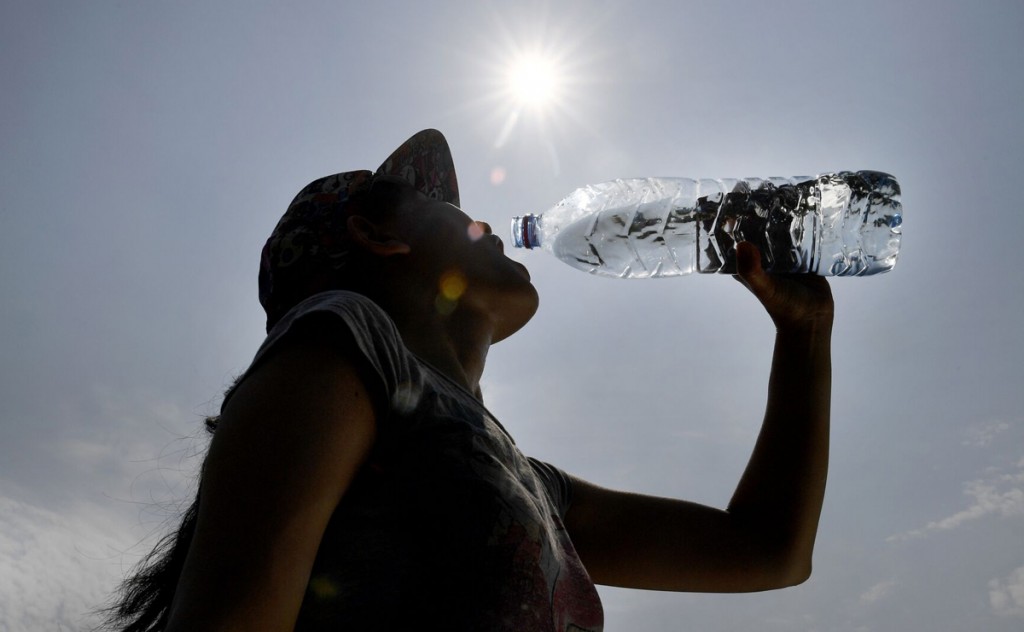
<box><xmin>2</xmin><ymin>1</ymin><xmax>1023</xmax><ymax>630</ymax></box>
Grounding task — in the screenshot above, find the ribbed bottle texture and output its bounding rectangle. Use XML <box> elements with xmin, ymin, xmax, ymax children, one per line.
<box><xmin>511</xmin><ymin>172</ymin><xmax>902</xmax><ymax>278</ymax></box>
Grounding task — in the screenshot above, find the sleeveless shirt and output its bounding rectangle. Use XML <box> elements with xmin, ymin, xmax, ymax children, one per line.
<box><xmin>224</xmin><ymin>291</ymin><xmax>604</xmax><ymax>631</ymax></box>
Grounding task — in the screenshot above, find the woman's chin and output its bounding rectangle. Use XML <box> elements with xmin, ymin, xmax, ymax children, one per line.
<box><xmin>492</xmin><ymin>284</ymin><xmax>539</xmax><ymax>343</ymax></box>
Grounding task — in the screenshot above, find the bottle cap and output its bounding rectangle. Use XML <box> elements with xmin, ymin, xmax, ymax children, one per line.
<box><xmin>510</xmin><ymin>214</ymin><xmax>541</xmax><ymax>249</ymax></box>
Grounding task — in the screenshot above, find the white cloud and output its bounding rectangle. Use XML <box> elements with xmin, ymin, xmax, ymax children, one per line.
<box><xmin>0</xmin><ymin>386</ymin><xmax>206</xmax><ymax>632</ymax></box>
<box><xmin>989</xmin><ymin>566</ymin><xmax>1024</xmax><ymax>618</ymax></box>
<box><xmin>925</xmin><ymin>479</ymin><xmax>1023</xmax><ymax>530</ymax></box>
<box><xmin>0</xmin><ymin>491</ymin><xmax>150</xmax><ymax>632</ymax></box>
<box><xmin>889</xmin><ymin>477</ymin><xmax>1024</xmax><ymax>542</ymax></box>
<box><xmin>859</xmin><ymin>578</ymin><xmax>897</xmax><ymax>605</ymax></box>
<box><xmin>888</xmin><ymin>444</ymin><xmax>1024</xmax><ymax>542</ymax></box>
<box><xmin>962</xmin><ymin>420</ymin><xmax>1011</xmax><ymax>447</ymax></box>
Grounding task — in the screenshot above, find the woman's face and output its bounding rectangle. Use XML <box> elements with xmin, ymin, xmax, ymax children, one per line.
<box><xmin>390</xmin><ymin>193</ymin><xmax>539</xmax><ymax>342</ymax></box>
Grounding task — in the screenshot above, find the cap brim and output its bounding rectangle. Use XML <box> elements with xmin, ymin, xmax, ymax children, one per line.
<box><xmin>375</xmin><ymin>128</ymin><xmax>459</xmax><ymax>208</ymax></box>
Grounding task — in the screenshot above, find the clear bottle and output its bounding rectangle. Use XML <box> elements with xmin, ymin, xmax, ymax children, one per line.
<box><xmin>511</xmin><ymin>171</ymin><xmax>902</xmax><ymax>278</ymax></box>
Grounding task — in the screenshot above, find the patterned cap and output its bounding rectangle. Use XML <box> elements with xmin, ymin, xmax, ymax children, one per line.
<box><xmin>259</xmin><ymin>129</ymin><xmax>459</xmax><ymax>329</ymax></box>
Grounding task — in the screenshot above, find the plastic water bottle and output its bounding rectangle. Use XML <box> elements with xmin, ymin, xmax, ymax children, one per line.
<box><xmin>510</xmin><ymin>171</ymin><xmax>902</xmax><ymax>278</ymax></box>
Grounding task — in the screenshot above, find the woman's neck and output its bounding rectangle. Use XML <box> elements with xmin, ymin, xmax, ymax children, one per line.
<box><xmin>377</xmin><ymin>289</ymin><xmax>495</xmax><ymax>400</ymax></box>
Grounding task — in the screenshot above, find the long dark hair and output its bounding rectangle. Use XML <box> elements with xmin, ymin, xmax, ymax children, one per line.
<box><xmin>100</xmin><ymin>178</ymin><xmax>410</xmax><ymax>630</ymax></box>
<box><xmin>99</xmin><ymin>417</ymin><xmax>217</xmax><ymax>631</ymax></box>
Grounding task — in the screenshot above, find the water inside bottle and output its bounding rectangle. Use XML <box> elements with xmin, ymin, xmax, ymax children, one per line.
<box><xmin>548</xmin><ymin>173</ymin><xmax>901</xmax><ymax>278</ymax></box>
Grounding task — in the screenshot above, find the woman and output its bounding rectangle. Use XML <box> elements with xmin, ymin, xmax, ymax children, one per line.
<box><xmin>106</xmin><ymin>129</ymin><xmax>833</xmax><ymax>631</ymax></box>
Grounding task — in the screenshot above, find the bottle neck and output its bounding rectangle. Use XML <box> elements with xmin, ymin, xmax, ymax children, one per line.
<box><xmin>510</xmin><ymin>214</ymin><xmax>542</xmax><ymax>249</ymax></box>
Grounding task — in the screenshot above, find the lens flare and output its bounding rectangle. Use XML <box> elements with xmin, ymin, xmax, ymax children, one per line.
<box><xmin>435</xmin><ymin>270</ymin><xmax>468</xmax><ymax>315</ymax></box>
<box><xmin>440</xmin><ymin>269</ymin><xmax>467</xmax><ymax>301</ymax></box>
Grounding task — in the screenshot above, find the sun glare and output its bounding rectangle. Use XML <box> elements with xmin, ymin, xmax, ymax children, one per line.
<box><xmin>507</xmin><ymin>53</ymin><xmax>560</xmax><ymax>108</ymax></box>
<box><xmin>471</xmin><ymin>12</ymin><xmax>604</xmax><ymax>152</ymax></box>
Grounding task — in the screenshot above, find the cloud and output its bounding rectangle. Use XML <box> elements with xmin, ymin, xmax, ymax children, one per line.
<box><xmin>0</xmin><ymin>491</ymin><xmax>144</xmax><ymax>632</ymax></box>
<box><xmin>962</xmin><ymin>420</ymin><xmax>1011</xmax><ymax>448</ymax></box>
<box><xmin>923</xmin><ymin>476</ymin><xmax>1023</xmax><ymax>531</ymax></box>
<box><xmin>859</xmin><ymin>578</ymin><xmax>897</xmax><ymax>605</ymax></box>
<box><xmin>888</xmin><ymin>467</ymin><xmax>1024</xmax><ymax>542</ymax></box>
<box><xmin>0</xmin><ymin>386</ymin><xmax>205</xmax><ymax>632</ymax></box>
<box><xmin>989</xmin><ymin>566</ymin><xmax>1024</xmax><ymax>618</ymax></box>
<box><xmin>888</xmin><ymin>421</ymin><xmax>1024</xmax><ymax>543</ymax></box>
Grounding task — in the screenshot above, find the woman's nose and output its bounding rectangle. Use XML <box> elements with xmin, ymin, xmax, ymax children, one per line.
<box><xmin>475</xmin><ymin>221</ymin><xmax>493</xmax><ymax>235</ymax></box>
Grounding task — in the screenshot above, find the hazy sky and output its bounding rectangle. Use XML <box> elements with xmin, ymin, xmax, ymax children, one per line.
<box><xmin>2</xmin><ymin>1</ymin><xmax>1023</xmax><ymax>630</ymax></box>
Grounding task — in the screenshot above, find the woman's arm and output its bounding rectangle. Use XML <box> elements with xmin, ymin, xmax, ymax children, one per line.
<box><xmin>164</xmin><ymin>330</ymin><xmax>377</xmax><ymax>631</ymax></box>
<box><xmin>565</xmin><ymin>242</ymin><xmax>833</xmax><ymax>593</ymax></box>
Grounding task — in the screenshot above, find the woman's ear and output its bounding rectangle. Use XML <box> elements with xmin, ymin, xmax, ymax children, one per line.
<box><xmin>347</xmin><ymin>215</ymin><xmax>412</xmax><ymax>256</ymax></box>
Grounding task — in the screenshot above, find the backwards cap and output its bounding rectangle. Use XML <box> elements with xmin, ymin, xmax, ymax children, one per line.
<box><xmin>259</xmin><ymin>129</ymin><xmax>459</xmax><ymax>329</ymax></box>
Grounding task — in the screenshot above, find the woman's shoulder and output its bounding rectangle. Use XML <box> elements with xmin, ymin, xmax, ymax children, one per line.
<box><xmin>271</xmin><ymin>290</ymin><xmax>396</xmax><ymax>339</ymax></box>
<box><xmin>224</xmin><ymin>290</ymin><xmax>416</xmax><ymax>415</ymax></box>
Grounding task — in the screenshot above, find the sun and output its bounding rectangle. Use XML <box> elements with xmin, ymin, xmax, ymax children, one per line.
<box><xmin>468</xmin><ymin>13</ymin><xmax>604</xmax><ymax>151</ymax></box>
<box><xmin>507</xmin><ymin>52</ymin><xmax>561</xmax><ymax>108</ymax></box>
